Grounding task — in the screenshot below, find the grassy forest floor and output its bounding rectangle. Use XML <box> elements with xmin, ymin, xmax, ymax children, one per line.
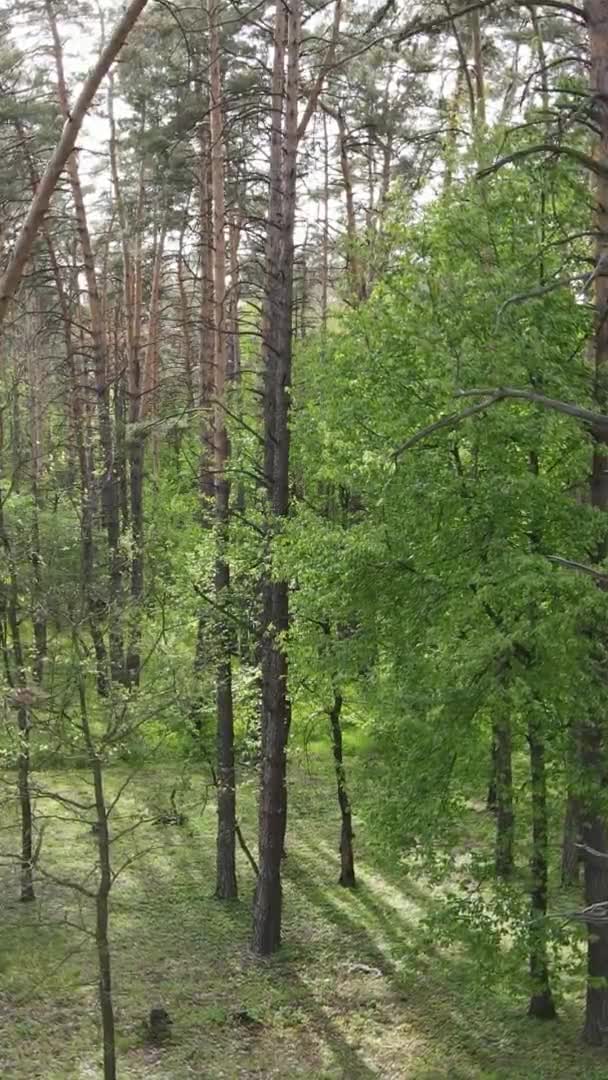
<box><xmin>0</xmin><ymin>748</ymin><xmax>605</xmax><ymax>1080</ymax></box>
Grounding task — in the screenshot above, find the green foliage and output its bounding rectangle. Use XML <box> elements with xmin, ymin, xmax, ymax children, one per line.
<box><xmin>280</xmin><ymin>150</ymin><xmax>604</xmax><ymax>982</ymax></box>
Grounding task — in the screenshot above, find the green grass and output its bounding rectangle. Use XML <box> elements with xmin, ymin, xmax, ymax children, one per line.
<box><xmin>0</xmin><ymin>757</ymin><xmax>604</xmax><ymax>1079</ymax></box>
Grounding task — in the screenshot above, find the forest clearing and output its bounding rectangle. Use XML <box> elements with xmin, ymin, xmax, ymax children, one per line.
<box><xmin>4</xmin><ymin>0</ymin><xmax>608</xmax><ymax>1076</ymax></box>
<box><xmin>1</xmin><ymin>752</ymin><xmax>606</xmax><ymax>1080</ymax></box>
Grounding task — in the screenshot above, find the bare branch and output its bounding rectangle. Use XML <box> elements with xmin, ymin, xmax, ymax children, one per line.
<box><xmin>576</xmin><ymin>842</ymin><xmax>608</xmax><ymax>862</ymax></box>
<box><xmin>393</xmin><ymin>393</ymin><xmax>506</xmax><ymax>459</ymax></box>
<box><xmin>546</xmin><ymin>555</ymin><xmax>608</xmax><ymax>581</ymax></box>
<box><xmin>393</xmin><ymin>0</ymin><xmax>586</xmax><ymax>47</ymax></box>
<box><xmin>0</xmin><ymin>0</ymin><xmax>150</xmax><ymax>330</ymax></box>
<box><xmin>495</xmin><ymin>275</ymin><xmax>585</xmax><ymax>323</ymax></box>
<box><xmin>297</xmin><ymin>0</ymin><xmax>342</xmax><ymax>143</ymax></box>
<box><xmin>478</xmin><ymin>144</ymin><xmax>607</xmax><ymax>181</ymax></box>
<box><xmin>456</xmin><ymin>386</ymin><xmax>608</xmax><ymax>428</ymax></box>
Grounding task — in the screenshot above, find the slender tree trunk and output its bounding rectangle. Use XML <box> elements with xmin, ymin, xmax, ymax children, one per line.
<box><xmin>208</xmin><ymin>0</ymin><xmax>237</xmax><ymax>900</ymax></box>
<box><xmin>16</xmin><ymin>702</ymin><xmax>35</xmax><ymax>903</ymax></box>
<box><xmin>177</xmin><ymin>212</ymin><xmax>195</xmax><ymax>407</ymax></box>
<box><xmin>486</xmin><ymin>729</ymin><xmax>498</xmax><ymax>812</ymax></box>
<box><xmin>142</xmin><ymin>218</ymin><xmax>167</xmax><ymax>420</ymax></box>
<box><xmin>228</xmin><ymin>212</ymin><xmax>242</xmax><ymax>381</ymax></box>
<box><xmin>76</xmin><ymin>662</ymin><xmax>116</xmax><ymax>1080</ymax></box>
<box><xmin>581</xmin><ymin>809</ymin><xmax>608</xmax><ymax>1045</ymax></box>
<box><xmin>494</xmin><ymin>713</ymin><xmax>514</xmax><ymax>879</ymax></box>
<box><xmin>215</xmin><ymin>591</ymin><xmax>237</xmax><ymax>899</ymax></box>
<box><xmin>113</xmin><ymin>333</ymin><xmax>129</xmax><ymax>537</ymax></box>
<box><xmin>30</xmin><ymin>187</ymin><xmax>109</xmax><ymax>695</ymax></box>
<box><xmin>335</xmin><ymin>108</ymin><xmax>366</xmax><ymax>302</ymax></box>
<box><xmin>470</xmin><ymin>7</ymin><xmax>486</xmax><ymax>129</ymax></box>
<box><xmin>321</xmin><ymin>111</ymin><xmax>330</xmax><ymax>330</ymax></box>
<box><xmin>561</xmin><ymin>791</ymin><xmax>581</xmax><ymax>888</ymax></box>
<box><xmin>0</xmin><ymin>480</ymin><xmax>35</xmax><ymax>902</ymax></box>
<box><xmin>252</xmin><ymin>0</ymin><xmax>299</xmax><ymax>956</ymax></box>
<box><xmin>582</xmin><ymin>0</ymin><xmax>608</xmax><ymax>1045</ymax></box>
<box><xmin>28</xmin><ymin>342</ymin><xmax>47</xmax><ymax>685</ymax></box>
<box><xmin>199</xmin><ymin>118</ymin><xmax>215</xmax><ymax>502</ymax></box>
<box><xmin>46</xmin><ymin>0</ymin><xmax>126</xmax><ymax>686</ymax></box>
<box><xmin>190</xmin><ymin>119</ymin><xmax>215</xmax><ymax>733</ymax></box>
<box><xmin>442</xmin><ymin>66</ymin><xmax>465</xmax><ymax>191</ymax></box>
<box><xmin>328</xmin><ymin>691</ymin><xmax>356</xmax><ymax>887</ymax></box>
<box><xmin>527</xmin><ymin>706</ymin><xmax>556</xmax><ymax>1019</ymax></box>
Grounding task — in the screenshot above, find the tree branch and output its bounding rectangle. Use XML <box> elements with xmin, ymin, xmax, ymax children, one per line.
<box><xmin>393</xmin><ymin>0</ymin><xmax>586</xmax><ymax>46</ymax></box>
<box><xmin>457</xmin><ymin>386</ymin><xmax>608</xmax><ymax>429</ymax></box>
<box><xmin>394</xmin><ymin>385</ymin><xmax>608</xmax><ymax>460</ymax></box>
<box><xmin>0</xmin><ymin>0</ymin><xmax>150</xmax><ymax>330</ymax></box>
<box><xmin>297</xmin><ymin>0</ymin><xmax>342</xmax><ymax>143</ymax></box>
<box><xmin>393</xmin><ymin>392</ymin><xmax>507</xmax><ymax>458</ymax></box>
<box><xmin>477</xmin><ymin>144</ymin><xmax>607</xmax><ymax>181</ymax></box>
<box><xmin>546</xmin><ymin>555</ymin><xmax>608</xmax><ymax>581</ymax></box>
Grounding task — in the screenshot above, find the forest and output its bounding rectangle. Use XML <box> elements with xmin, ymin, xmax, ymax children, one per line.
<box><xmin>3</xmin><ymin>0</ymin><xmax>608</xmax><ymax>1077</ymax></box>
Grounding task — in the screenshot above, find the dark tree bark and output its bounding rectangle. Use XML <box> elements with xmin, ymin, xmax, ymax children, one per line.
<box><xmin>321</xmin><ymin>111</ymin><xmax>330</xmax><ymax>330</ymax></box>
<box><xmin>486</xmin><ymin>730</ymin><xmax>498</xmax><ymax>812</ymax></box>
<box><xmin>19</xmin><ymin>162</ymin><xmax>109</xmax><ymax>697</ymax></box>
<box><xmin>177</xmin><ymin>212</ymin><xmax>195</xmax><ymax>407</ymax></box>
<box><xmin>561</xmin><ymin>790</ymin><xmax>582</xmax><ymax>888</ymax></box>
<box><xmin>581</xmin><ymin>0</ymin><xmax>608</xmax><ymax>1046</ymax></box>
<box><xmin>328</xmin><ymin>691</ymin><xmax>356</xmax><ymax>887</ymax></box>
<box><xmin>46</xmin><ymin>0</ymin><xmax>126</xmax><ymax>687</ymax></box>
<box><xmin>320</xmin><ymin>103</ymin><xmax>367</xmax><ymax>303</ymax></box>
<box><xmin>581</xmin><ymin>819</ymin><xmax>608</xmax><ymax>1045</ymax></box>
<box><xmin>527</xmin><ymin>707</ymin><xmax>557</xmax><ymax>1019</ymax></box>
<box><xmin>198</xmin><ymin>117</ymin><xmax>215</xmax><ymax>505</ymax></box>
<box><xmin>76</xmin><ymin>668</ymin><xmax>116</xmax><ymax>1080</ymax></box>
<box><xmin>107</xmin><ymin>69</ymin><xmax>144</xmax><ymax>688</ymax></box>
<box><xmin>209</xmin><ymin>0</ymin><xmax>237</xmax><ymax>900</ymax></box>
<box><xmin>215</xmin><ymin>634</ymin><xmax>237</xmax><ymax>898</ymax></box>
<box><xmin>28</xmin><ymin>349</ymin><xmax>47</xmax><ymax>687</ymax></box>
<box><xmin>16</xmin><ymin>701</ymin><xmax>35</xmax><ymax>903</ymax></box>
<box><xmin>93</xmin><ymin>766</ymin><xmax>116</xmax><ymax>1080</ymax></box>
<box><xmin>493</xmin><ymin>714</ymin><xmax>514</xmax><ymax>878</ymax></box>
<box><xmin>0</xmin><ymin>487</ymin><xmax>35</xmax><ymax>902</ymax></box>
<box><xmin>252</xmin><ymin>0</ymin><xmax>299</xmax><ymax>956</ymax></box>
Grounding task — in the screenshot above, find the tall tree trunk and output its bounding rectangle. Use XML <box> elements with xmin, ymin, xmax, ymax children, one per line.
<box><xmin>252</xmin><ymin>0</ymin><xmax>299</xmax><ymax>956</ymax></box>
<box><xmin>494</xmin><ymin>713</ymin><xmax>514</xmax><ymax>879</ymax></box>
<box><xmin>199</xmin><ymin>118</ymin><xmax>215</xmax><ymax>503</ymax></box>
<box><xmin>321</xmin><ymin>110</ymin><xmax>330</xmax><ymax>330</ymax></box>
<box><xmin>561</xmin><ymin>790</ymin><xmax>581</xmax><ymax>888</ymax></box>
<box><xmin>228</xmin><ymin>212</ymin><xmax>242</xmax><ymax>381</ymax></box>
<box><xmin>76</xmin><ymin>656</ymin><xmax>116</xmax><ymax>1080</ymax></box>
<box><xmin>46</xmin><ymin>0</ymin><xmax>126</xmax><ymax>685</ymax></box>
<box><xmin>28</xmin><ymin>173</ymin><xmax>109</xmax><ymax>695</ymax></box>
<box><xmin>0</xmin><ymin>488</ymin><xmax>35</xmax><ymax>902</ymax></box>
<box><xmin>582</xmin><ymin>0</ymin><xmax>608</xmax><ymax>1045</ymax></box>
<box><xmin>16</xmin><ymin>700</ymin><xmax>35</xmax><ymax>903</ymax></box>
<box><xmin>328</xmin><ymin>690</ymin><xmax>356</xmax><ymax>887</ymax></box>
<box><xmin>177</xmin><ymin>210</ymin><xmax>195</xmax><ymax>407</ymax></box>
<box><xmin>581</xmin><ymin>730</ymin><xmax>608</xmax><ymax>1045</ymax></box>
<box><xmin>486</xmin><ymin>729</ymin><xmax>498</xmax><ymax>811</ymax></box>
<box><xmin>209</xmin><ymin>0</ymin><xmax>237</xmax><ymax>900</ymax></box>
<box><xmin>335</xmin><ymin>107</ymin><xmax>366</xmax><ymax>302</ymax></box>
<box><xmin>191</xmin><ymin>118</ymin><xmax>215</xmax><ymax>734</ymax></box>
<box><xmin>470</xmin><ymin>7</ymin><xmax>486</xmax><ymax>130</ymax></box>
<box><xmin>527</xmin><ymin>705</ymin><xmax>556</xmax><ymax>1019</ymax></box>
<box><xmin>28</xmin><ymin>337</ymin><xmax>47</xmax><ymax>686</ymax></box>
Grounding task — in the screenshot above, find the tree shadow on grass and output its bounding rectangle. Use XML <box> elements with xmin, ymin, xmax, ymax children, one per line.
<box><xmin>104</xmin><ymin>788</ymin><xmax>383</xmax><ymax>1078</ymax></box>
<box><xmin>3</xmin><ymin>765</ymin><xmax>601</xmax><ymax>1080</ymax></box>
<box><xmin>286</xmin><ymin>833</ymin><xmax>601</xmax><ymax>1080</ymax></box>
